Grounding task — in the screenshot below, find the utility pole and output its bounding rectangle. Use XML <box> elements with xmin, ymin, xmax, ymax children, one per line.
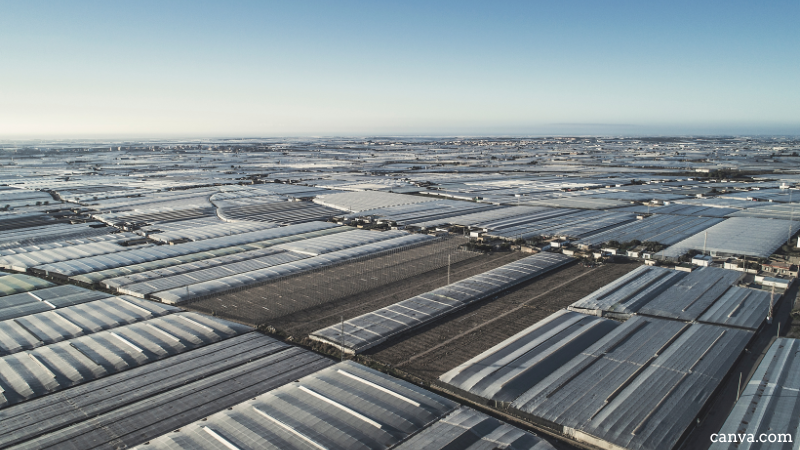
<box><xmin>703</xmin><ymin>231</ymin><xmax>708</xmax><ymax>256</ymax></box>
<box><xmin>340</xmin><ymin>316</ymin><xmax>345</xmax><ymax>362</ymax></box>
<box><xmin>789</xmin><ymin>189</ymin><xmax>794</xmax><ymax>244</ymax></box>
<box><xmin>769</xmin><ymin>286</ymin><xmax>775</xmax><ymax>324</ymax></box>
<box><xmin>447</xmin><ymin>255</ymin><xmax>451</xmax><ymax>285</ymax></box>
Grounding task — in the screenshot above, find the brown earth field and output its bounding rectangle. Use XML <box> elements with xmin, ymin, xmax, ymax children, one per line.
<box><xmin>271</xmin><ymin>250</ymin><xmax>527</xmax><ymax>337</ymax></box>
<box><xmin>361</xmin><ymin>260</ymin><xmax>641</xmax><ymax>381</ymax></box>
<box><xmin>182</xmin><ymin>236</ymin><xmax>482</xmax><ymax>326</ymax></box>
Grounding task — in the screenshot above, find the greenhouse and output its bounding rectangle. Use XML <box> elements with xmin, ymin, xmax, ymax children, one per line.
<box><xmin>33</xmin><ymin>221</ymin><xmax>340</xmax><ymax>278</ymax></box>
<box><xmin>0</xmin><ymin>240</ymin><xmax>136</xmax><ymax>272</ymax></box>
<box><xmin>0</xmin><ymin>284</ymin><xmax>112</xmax><ymax>322</ymax></box>
<box><xmin>118</xmin><ymin>251</ymin><xmax>305</xmax><ymax>297</ymax></box>
<box><xmin>73</xmin><ymin>225</ymin><xmax>348</xmax><ymax>286</ymax></box>
<box><xmin>656</xmin><ymin>217</ymin><xmax>800</xmax><ymax>259</ymax></box>
<box><xmin>0</xmin><ymin>312</ymin><xmax>250</xmax><ymax>409</ymax></box>
<box><xmin>487</xmin><ymin>209</ymin><xmax>637</xmax><ymax>240</ymax></box>
<box><xmin>311</xmin><ymin>252</ymin><xmax>574</xmax><ymax>353</ymax></box>
<box><xmin>0</xmin><ymin>333</ymin><xmax>331</xmax><ymax>450</ymax></box>
<box><xmin>0</xmin><ymin>295</ymin><xmax>179</xmax><ymax>354</ymax></box>
<box><xmin>314</xmin><ymin>190</ymin><xmax>438</xmax><ymax>212</ymax></box>
<box><xmin>0</xmin><ymin>274</ymin><xmax>55</xmax><ymax>297</ymax></box>
<box><xmin>134</xmin><ymin>361</ymin><xmax>460</xmax><ymax>450</ymax></box>
<box><xmin>152</xmin><ymin>233</ymin><xmax>435</xmax><ymax>304</ymax></box>
<box><xmin>577</xmin><ymin>214</ymin><xmax>724</xmax><ymax>247</ymax></box>
<box><xmin>147</xmin><ymin>221</ymin><xmax>279</xmax><ymax>243</ymax></box>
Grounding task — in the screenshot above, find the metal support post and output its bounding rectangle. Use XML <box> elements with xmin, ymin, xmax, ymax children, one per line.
<box><xmin>737</xmin><ymin>372</ymin><xmax>741</xmax><ymax>401</ymax></box>
<box><xmin>340</xmin><ymin>316</ymin><xmax>345</xmax><ymax>361</ymax></box>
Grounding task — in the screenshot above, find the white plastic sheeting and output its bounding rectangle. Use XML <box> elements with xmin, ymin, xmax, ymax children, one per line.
<box><xmin>440</xmin><ymin>312</ymin><xmax>753</xmax><ymax>450</ymax></box>
<box><xmin>578</xmin><ymin>214</ymin><xmax>724</xmax><ymax>247</ymax></box>
<box><xmin>133</xmin><ymin>361</ymin><xmax>460</xmax><ymax>450</ymax></box>
<box><xmin>102</xmin><ymin>247</ymin><xmax>294</xmax><ymax>290</ymax></box>
<box><xmin>118</xmin><ymin>251</ymin><xmax>306</xmax><ymax>298</ymax></box>
<box><xmin>341</xmin><ymin>200</ymin><xmax>496</xmax><ymax>226</ymax></box>
<box><xmin>396</xmin><ymin>406</ymin><xmax>556</xmax><ymax>450</ymax></box>
<box><xmin>0</xmin><ymin>275</ymin><xmax>55</xmax><ymax>296</ymax></box>
<box><xmin>488</xmin><ymin>209</ymin><xmax>637</xmax><ymax>240</ymax></box>
<box><xmin>567</xmin><ymin>266</ymin><xmax>755</xmax><ymax>324</ymax></box>
<box><xmin>33</xmin><ymin>222</ymin><xmax>340</xmax><ymax>277</ymax></box>
<box><xmin>311</xmin><ymin>253</ymin><xmax>574</xmax><ymax>353</ymax></box>
<box><xmin>275</xmin><ymin>229</ymin><xmax>409</xmax><ymax>256</ymax></box>
<box><xmin>697</xmin><ymin>286</ymin><xmax>772</xmax><ymax>330</ymax></box>
<box><xmin>710</xmin><ymin>338</ymin><xmax>800</xmax><ymax>450</ymax></box>
<box><xmin>726</xmin><ymin>203</ymin><xmax>800</xmax><ymax>221</ymax></box>
<box><xmin>0</xmin><ymin>284</ymin><xmax>111</xmax><ymax>322</ymax></box>
<box><xmin>439</xmin><ymin>310</ymin><xmax>620</xmax><ymax>403</ymax></box>
<box><xmin>0</xmin><ymin>312</ymin><xmax>250</xmax><ymax>409</ymax></box>
<box><xmin>657</xmin><ymin>217</ymin><xmax>800</xmax><ymax>259</ymax></box>
<box><xmin>152</xmin><ymin>233</ymin><xmax>435</xmax><ymax>304</ymax></box>
<box><xmin>0</xmin><ymin>296</ymin><xmax>179</xmax><ymax>355</ymax></box>
<box><xmin>314</xmin><ymin>191</ymin><xmax>438</xmax><ymax>212</ymax></box>
<box><xmin>509</xmin><ymin>318</ymin><xmax>752</xmax><ymax>450</ymax></box>
<box><xmin>0</xmin><ymin>241</ymin><xmax>139</xmax><ymax>272</ymax></box>
<box><xmin>0</xmin><ymin>222</ymin><xmax>115</xmax><ymax>250</ymax></box>
<box><xmin>147</xmin><ymin>221</ymin><xmax>280</xmax><ymax>243</ymax></box>
<box><xmin>72</xmin><ymin>226</ymin><xmax>349</xmax><ymax>286</ymax></box>
<box><xmin>0</xmin><ymin>232</ymin><xmax>140</xmax><ymax>257</ymax></box>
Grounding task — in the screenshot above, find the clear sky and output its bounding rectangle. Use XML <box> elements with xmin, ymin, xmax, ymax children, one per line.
<box><xmin>1</xmin><ymin>1</ymin><xmax>798</xmax><ymax>137</ymax></box>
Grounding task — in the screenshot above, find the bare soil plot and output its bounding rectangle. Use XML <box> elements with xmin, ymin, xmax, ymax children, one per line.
<box><xmin>364</xmin><ymin>260</ymin><xmax>641</xmax><ymax>381</ymax></box>
<box><xmin>274</xmin><ymin>251</ymin><xmax>525</xmax><ymax>337</ymax></box>
<box><xmin>183</xmin><ymin>240</ymin><xmax>521</xmax><ymax>328</ymax></box>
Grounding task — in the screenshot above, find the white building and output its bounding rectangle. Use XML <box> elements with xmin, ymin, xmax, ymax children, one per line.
<box><xmin>692</xmin><ymin>254</ymin><xmax>712</xmax><ymax>267</ymax></box>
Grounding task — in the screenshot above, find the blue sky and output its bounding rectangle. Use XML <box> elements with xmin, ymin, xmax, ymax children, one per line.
<box><xmin>1</xmin><ymin>1</ymin><xmax>798</xmax><ymax>137</ymax></box>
